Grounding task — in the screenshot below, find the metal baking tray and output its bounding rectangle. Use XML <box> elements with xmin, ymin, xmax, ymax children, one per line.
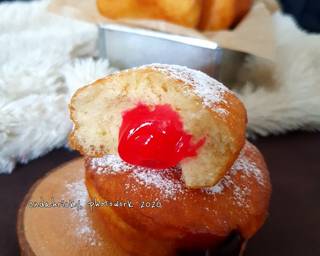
<box><xmin>98</xmin><ymin>24</ymin><xmax>247</xmax><ymax>85</ymax></box>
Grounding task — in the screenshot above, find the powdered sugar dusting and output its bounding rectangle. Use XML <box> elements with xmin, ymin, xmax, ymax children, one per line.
<box><xmin>64</xmin><ymin>180</ymin><xmax>102</xmax><ymax>247</ymax></box>
<box><xmin>202</xmin><ymin>181</ymin><xmax>224</xmax><ymax>195</ymax></box>
<box><xmin>231</xmin><ymin>146</ymin><xmax>265</xmax><ymax>186</ymax></box>
<box><xmin>90</xmin><ymin>143</ymin><xmax>266</xmax><ymax>207</ymax></box>
<box><xmin>91</xmin><ymin>155</ymin><xmax>182</xmax><ymax>199</ymax></box>
<box><xmin>132</xmin><ymin>169</ymin><xmax>184</xmax><ymax>200</ymax></box>
<box><xmin>139</xmin><ymin>64</ymin><xmax>231</xmax><ymax>116</ymax></box>
<box><xmin>202</xmin><ymin>173</ymin><xmax>251</xmax><ymax>208</ymax></box>
<box><xmin>214</xmin><ymin>108</ymin><xmax>229</xmax><ymax>116</ymax></box>
<box><xmin>91</xmin><ymin>155</ymin><xmax>130</xmax><ymax>174</ymax></box>
<box><xmin>91</xmin><ymin>155</ymin><xmax>174</xmax><ymax>175</ymax></box>
<box><xmin>202</xmin><ymin>145</ymin><xmax>266</xmax><ymax>207</ymax></box>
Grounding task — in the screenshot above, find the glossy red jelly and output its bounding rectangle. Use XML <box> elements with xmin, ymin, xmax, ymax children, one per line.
<box><xmin>118</xmin><ymin>103</ymin><xmax>205</xmax><ymax>169</ymax></box>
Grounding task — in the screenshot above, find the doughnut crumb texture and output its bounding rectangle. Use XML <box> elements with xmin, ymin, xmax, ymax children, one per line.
<box><xmin>69</xmin><ymin>64</ymin><xmax>247</xmax><ymax>188</ymax></box>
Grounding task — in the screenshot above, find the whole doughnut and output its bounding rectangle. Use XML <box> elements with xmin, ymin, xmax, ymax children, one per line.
<box><xmin>85</xmin><ymin>141</ymin><xmax>271</xmax><ymax>255</ymax></box>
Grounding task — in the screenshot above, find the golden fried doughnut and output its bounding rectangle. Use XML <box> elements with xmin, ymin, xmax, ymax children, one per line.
<box><xmin>85</xmin><ymin>141</ymin><xmax>271</xmax><ymax>255</ymax></box>
<box><xmin>96</xmin><ymin>0</ymin><xmax>202</xmax><ymax>28</ymax></box>
<box><xmin>198</xmin><ymin>0</ymin><xmax>252</xmax><ymax>31</ymax></box>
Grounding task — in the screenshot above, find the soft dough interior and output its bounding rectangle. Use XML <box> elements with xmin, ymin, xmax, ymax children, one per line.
<box><xmin>70</xmin><ymin>70</ymin><xmax>238</xmax><ymax>187</ymax></box>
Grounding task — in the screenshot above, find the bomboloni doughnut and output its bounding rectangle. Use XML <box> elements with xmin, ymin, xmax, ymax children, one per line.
<box><xmin>69</xmin><ymin>64</ymin><xmax>247</xmax><ymax>188</ymax></box>
<box><xmin>85</xmin><ymin>141</ymin><xmax>271</xmax><ymax>256</ymax></box>
<box><xmin>198</xmin><ymin>0</ymin><xmax>252</xmax><ymax>31</ymax></box>
<box><xmin>97</xmin><ymin>0</ymin><xmax>202</xmax><ymax>28</ymax></box>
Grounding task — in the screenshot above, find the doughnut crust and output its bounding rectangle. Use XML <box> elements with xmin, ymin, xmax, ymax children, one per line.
<box><xmin>69</xmin><ymin>64</ymin><xmax>247</xmax><ymax>188</ymax></box>
<box><xmin>198</xmin><ymin>0</ymin><xmax>252</xmax><ymax>31</ymax></box>
<box><xmin>85</xmin><ymin>141</ymin><xmax>271</xmax><ymax>255</ymax></box>
<box><xmin>97</xmin><ymin>0</ymin><xmax>202</xmax><ymax>28</ymax></box>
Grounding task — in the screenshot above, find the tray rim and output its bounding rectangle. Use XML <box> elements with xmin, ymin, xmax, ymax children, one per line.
<box><xmin>98</xmin><ymin>23</ymin><xmax>221</xmax><ymax>50</ymax></box>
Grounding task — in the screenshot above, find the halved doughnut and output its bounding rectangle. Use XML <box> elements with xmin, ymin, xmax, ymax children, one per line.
<box><xmin>69</xmin><ymin>64</ymin><xmax>247</xmax><ymax>187</ymax></box>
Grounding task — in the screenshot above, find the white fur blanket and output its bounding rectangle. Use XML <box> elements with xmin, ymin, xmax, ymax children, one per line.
<box><xmin>0</xmin><ymin>0</ymin><xmax>319</xmax><ymax>173</ymax></box>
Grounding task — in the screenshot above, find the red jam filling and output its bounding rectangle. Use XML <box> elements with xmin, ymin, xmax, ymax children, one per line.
<box><xmin>118</xmin><ymin>103</ymin><xmax>205</xmax><ymax>169</ymax></box>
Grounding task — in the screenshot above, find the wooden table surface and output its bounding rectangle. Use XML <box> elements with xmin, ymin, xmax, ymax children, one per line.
<box><xmin>0</xmin><ymin>131</ymin><xmax>319</xmax><ymax>256</ymax></box>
